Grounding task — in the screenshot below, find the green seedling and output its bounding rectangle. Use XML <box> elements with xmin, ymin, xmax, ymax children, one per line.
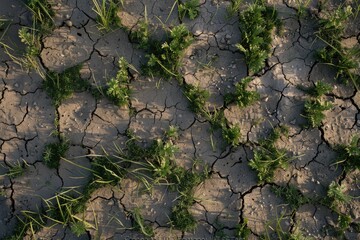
<box><xmin>91</xmin><ymin>155</ymin><xmax>127</xmax><ymax>185</ymax></box>
<box><xmin>222</xmin><ymin>124</ymin><xmax>241</xmax><ymax>147</ymax></box>
<box><xmin>131</xmin><ymin>207</ymin><xmax>154</xmax><ymax>237</ymax></box>
<box><xmin>303</xmin><ymin>98</ymin><xmax>332</xmax><ymax>128</ymax></box>
<box><xmin>70</xmin><ymin>221</ymin><xmax>87</xmax><ymax>237</ymax></box>
<box><xmin>44</xmin><ymin>64</ymin><xmax>88</xmax><ymax>107</ymax></box>
<box><xmin>143</xmin><ymin>24</ymin><xmax>193</xmax><ymax>79</ymax></box>
<box><xmin>165</xmin><ymin>125</ymin><xmax>180</xmax><ymax>140</ymax></box>
<box><xmin>335</xmin><ymin>135</ymin><xmax>360</xmax><ymax>171</ymax></box>
<box><xmin>236</xmin><ymin>1</ymin><xmax>281</xmax><ymax>74</ymax></box>
<box><xmin>317</xmin><ymin>40</ymin><xmax>360</xmax><ymax>90</ymax></box>
<box><xmin>298</xmin><ymin>81</ymin><xmax>332</xmax><ymax>97</ymax></box>
<box><xmin>178</xmin><ymin>0</ymin><xmax>200</xmax><ymax>20</ymax></box>
<box><xmin>183</xmin><ymin>84</ymin><xmax>210</xmax><ymax>114</ymax></box>
<box><xmin>336</xmin><ymin>213</ymin><xmax>352</xmax><ymax>236</ymax></box>
<box><xmin>224</xmin><ymin>77</ymin><xmax>260</xmax><ymax>107</ymax></box>
<box><xmin>236</xmin><ymin>218</ymin><xmax>251</xmax><ymax>239</ymax></box>
<box><xmin>227</xmin><ymin>0</ymin><xmax>243</xmax><ymax>18</ymax></box>
<box><xmin>317</xmin><ymin>5</ymin><xmax>353</xmax><ymax>44</ymax></box>
<box><xmin>106</xmin><ymin>57</ymin><xmax>131</xmax><ymax>106</ymax></box>
<box><xmin>295</xmin><ymin>0</ymin><xmax>311</xmax><ymax>18</ymax></box>
<box><xmin>272</xmin><ymin>185</ymin><xmax>309</xmax><ymax>210</ymax></box>
<box><xmin>4</xmin><ymin>160</ymin><xmax>29</xmax><ymax>179</ymax></box>
<box><xmin>27</xmin><ymin>0</ymin><xmax>55</xmax><ymax>34</ymax></box>
<box><xmin>43</xmin><ymin>138</ymin><xmax>69</xmax><ymax>169</ymax></box>
<box><xmin>92</xmin><ymin>0</ymin><xmax>121</xmax><ymax>32</ymax></box>
<box><xmin>130</xmin><ymin>7</ymin><xmax>150</xmax><ymax>49</ymax></box>
<box><xmin>249</xmin><ymin>126</ymin><xmax>293</xmax><ymax>183</ymax></box>
<box><xmin>327</xmin><ymin>181</ymin><xmax>352</xmax><ymax>208</ymax></box>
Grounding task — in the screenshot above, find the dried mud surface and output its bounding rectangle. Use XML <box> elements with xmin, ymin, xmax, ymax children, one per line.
<box><xmin>0</xmin><ymin>0</ymin><xmax>359</xmax><ymax>239</ymax></box>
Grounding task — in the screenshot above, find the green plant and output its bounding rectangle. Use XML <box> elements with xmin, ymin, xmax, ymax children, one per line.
<box><xmin>143</xmin><ymin>24</ymin><xmax>193</xmax><ymax>79</ymax></box>
<box><xmin>224</xmin><ymin>77</ymin><xmax>260</xmax><ymax>107</ymax></box>
<box><xmin>249</xmin><ymin>126</ymin><xmax>293</xmax><ymax>183</ymax></box>
<box><xmin>4</xmin><ymin>160</ymin><xmax>29</xmax><ymax>179</ymax></box>
<box><xmin>236</xmin><ymin>219</ymin><xmax>251</xmax><ymax>239</ymax></box>
<box><xmin>132</xmin><ymin>207</ymin><xmax>154</xmax><ymax>237</ymax></box>
<box><xmin>222</xmin><ymin>124</ymin><xmax>241</xmax><ymax>147</ymax></box>
<box><xmin>130</xmin><ymin>8</ymin><xmax>150</xmax><ymax>49</ymax></box>
<box><xmin>27</xmin><ymin>0</ymin><xmax>55</xmax><ymax>34</ymax></box>
<box><xmin>295</xmin><ymin>0</ymin><xmax>311</xmax><ymax>18</ymax></box>
<box><xmin>183</xmin><ymin>84</ymin><xmax>210</xmax><ymax>114</ymax></box>
<box><xmin>42</xmin><ymin>137</ymin><xmax>69</xmax><ymax>169</ymax></box>
<box><xmin>165</xmin><ymin>125</ymin><xmax>180</xmax><ymax>140</ymax></box>
<box><xmin>317</xmin><ymin>5</ymin><xmax>353</xmax><ymax>44</ymax></box>
<box><xmin>272</xmin><ymin>185</ymin><xmax>309</xmax><ymax>210</ymax></box>
<box><xmin>317</xmin><ymin>40</ymin><xmax>360</xmax><ymax>90</ymax></box>
<box><xmin>303</xmin><ymin>98</ymin><xmax>332</xmax><ymax>128</ymax></box>
<box><xmin>227</xmin><ymin>0</ymin><xmax>243</xmax><ymax>17</ymax></box>
<box><xmin>44</xmin><ymin>64</ymin><xmax>88</xmax><ymax>107</ymax></box>
<box><xmin>327</xmin><ymin>181</ymin><xmax>352</xmax><ymax>208</ymax></box>
<box><xmin>106</xmin><ymin>57</ymin><xmax>131</xmax><ymax>106</ymax></box>
<box><xmin>299</xmin><ymin>81</ymin><xmax>332</xmax><ymax>97</ymax></box>
<box><xmin>70</xmin><ymin>221</ymin><xmax>87</xmax><ymax>237</ymax></box>
<box><xmin>178</xmin><ymin>0</ymin><xmax>200</xmax><ymax>20</ymax></box>
<box><xmin>92</xmin><ymin>0</ymin><xmax>121</xmax><ymax>32</ymax></box>
<box><xmin>236</xmin><ymin>1</ymin><xmax>281</xmax><ymax>74</ymax></box>
<box><xmin>335</xmin><ymin>135</ymin><xmax>360</xmax><ymax>171</ymax></box>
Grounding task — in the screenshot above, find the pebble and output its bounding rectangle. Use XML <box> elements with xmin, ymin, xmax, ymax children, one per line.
<box><xmin>65</xmin><ymin>20</ymin><xmax>73</xmax><ymax>27</ymax></box>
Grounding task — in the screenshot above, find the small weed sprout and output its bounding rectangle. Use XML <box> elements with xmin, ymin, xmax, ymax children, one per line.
<box><xmin>303</xmin><ymin>98</ymin><xmax>332</xmax><ymax>128</ymax></box>
<box><xmin>106</xmin><ymin>57</ymin><xmax>131</xmax><ymax>106</ymax></box>
<box><xmin>165</xmin><ymin>125</ymin><xmax>180</xmax><ymax>140</ymax></box>
<box><xmin>272</xmin><ymin>185</ymin><xmax>309</xmax><ymax>210</ymax></box>
<box><xmin>42</xmin><ymin>137</ymin><xmax>69</xmax><ymax>169</ymax></box>
<box><xmin>327</xmin><ymin>181</ymin><xmax>352</xmax><ymax>208</ymax></box>
<box><xmin>236</xmin><ymin>2</ymin><xmax>281</xmax><ymax>74</ymax></box>
<box><xmin>236</xmin><ymin>219</ymin><xmax>251</xmax><ymax>239</ymax></box>
<box><xmin>335</xmin><ymin>135</ymin><xmax>360</xmax><ymax>171</ymax></box>
<box><xmin>92</xmin><ymin>0</ymin><xmax>121</xmax><ymax>32</ymax></box>
<box><xmin>5</xmin><ymin>160</ymin><xmax>29</xmax><ymax>179</ymax></box>
<box><xmin>249</xmin><ymin>126</ymin><xmax>293</xmax><ymax>183</ymax></box>
<box><xmin>183</xmin><ymin>84</ymin><xmax>210</xmax><ymax>114</ymax></box>
<box><xmin>131</xmin><ymin>207</ymin><xmax>154</xmax><ymax>237</ymax></box>
<box><xmin>143</xmin><ymin>24</ymin><xmax>193</xmax><ymax>79</ymax></box>
<box><xmin>222</xmin><ymin>124</ymin><xmax>241</xmax><ymax>147</ymax></box>
<box><xmin>44</xmin><ymin>64</ymin><xmax>88</xmax><ymax>107</ymax></box>
<box><xmin>227</xmin><ymin>0</ymin><xmax>243</xmax><ymax>18</ymax></box>
<box><xmin>178</xmin><ymin>0</ymin><xmax>200</xmax><ymax>20</ymax></box>
<box><xmin>224</xmin><ymin>77</ymin><xmax>260</xmax><ymax>107</ymax></box>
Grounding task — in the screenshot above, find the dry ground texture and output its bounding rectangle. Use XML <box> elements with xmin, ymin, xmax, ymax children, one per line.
<box><xmin>0</xmin><ymin>0</ymin><xmax>359</xmax><ymax>239</ymax></box>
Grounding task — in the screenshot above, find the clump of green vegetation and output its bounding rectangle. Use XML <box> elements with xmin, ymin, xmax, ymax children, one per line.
<box><xmin>92</xmin><ymin>0</ymin><xmax>121</xmax><ymax>32</ymax></box>
<box><xmin>295</xmin><ymin>0</ymin><xmax>311</xmax><ymax>18</ymax></box>
<box><xmin>0</xmin><ymin>160</ymin><xmax>28</xmax><ymax>179</ymax></box>
<box><xmin>227</xmin><ymin>0</ymin><xmax>243</xmax><ymax>17</ymax></box>
<box><xmin>105</xmin><ymin>57</ymin><xmax>131</xmax><ymax>106</ymax></box>
<box><xmin>317</xmin><ymin>5</ymin><xmax>352</xmax><ymax>44</ymax></box>
<box><xmin>299</xmin><ymin>81</ymin><xmax>332</xmax><ymax>98</ymax></box>
<box><xmin>143</xmin><ymin>24</ymin><xmax>193</xmax><ymax>79</ymax></box>
<box><xmin>335</xmin><ymin>135</ymin><xmax>360</xmax><ymax>172</ymax></box>
<box><xmin>27</xmin><ymin>0</ymin><xmax>55</xmax><ymax>34</ymax></box>
<box><xmin>272</xmin><ymin>185</ymin><xmax>309</xmax><ymax>210</ymax></box>
<box><xmin>303</xmin><ymin>98</ymin><xmax>332</xmax><ymax>128</ymax></box>
<box><xmin>178</xmin><ymin>0</ymin><xmax>200</xmax><ymax>20</ymax></box>
<box><xmin>42</xmin><ymin>137</ymin><xmax>69</xmax><ymax>169</ymax></box>
<box><xmin>327</xmin><ymin>181</ymin><xmax>352</xmax><ymax>209</ymax></box>
<box><xmin>301</xmin><ymin>81</ymin><xmax>332</xmax><ymax>128</ymax></box>
<box><xmin>44</xmin><ymin>64</ymin><xmax>89</xmax><ymax>107</ymax></box>
<box><xmin>249</xmin><ymin>126</ymin><xmax>293</xmax><ymax>183</ymax></box>
<box><xmin>236</xmin><ymin>219</ymin><xmax>251</xmax><ymax>239</ymax></box>
<box><xmin>236</xmin><ymin>1</ymin><xmax>281</xmax><ymax>74</ymax></box>
<box><xmin>222</xmin><ymin>124</ymin><xmax>241</xmax><ymax>147</ymax></box>
<box><xmin>132</xmin><ymin>207</ymin><xmax>154</xmax><ymax>237</ymax></box>
<box><xmin>224</xmin><ymin>77</ymin><xmax>260</xmax><ymax>107</ymax></box>
<box><xmin>183</xmin><ymin>84</ymin><xmax>210</xmax><ymax>114</ymax></box>
<box><xmin>130</xmin><ymin>17</ymin><xmax>150</xmax><ymax>49</ymax></box>
<box><xmin>170</xmin><ymin>168</ymin><xmax>208</xmax><ymax>232</ymax></box>
<box><xmin>316</xmin><ymin>5</ymin><xmax>360</xmax><ymax>89</ymax></box>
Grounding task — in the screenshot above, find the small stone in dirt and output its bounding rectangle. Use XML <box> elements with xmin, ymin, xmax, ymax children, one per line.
<box><xmin>65</xmin><ymin>20</ymin><xmax>73</xmax><ymax>27</ymax></box>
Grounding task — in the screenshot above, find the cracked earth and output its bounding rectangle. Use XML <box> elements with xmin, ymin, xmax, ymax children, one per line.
<box><xmin>0</xmin><ymin>0</ymin><xmax>360</xmax><ymax>239</ymax></box>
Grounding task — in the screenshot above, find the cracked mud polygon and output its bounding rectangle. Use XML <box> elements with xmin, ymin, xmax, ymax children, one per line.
<box><xmin>0</xmin><ymin>0</ymin><xmax>359</xmax><ymax>239</ymax></box>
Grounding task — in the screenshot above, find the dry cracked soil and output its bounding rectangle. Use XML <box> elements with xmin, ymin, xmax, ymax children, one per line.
<box><xmin>0</xmin><ymin>0</ymin><xmax>359</xmax><ymax>239</ymax></box>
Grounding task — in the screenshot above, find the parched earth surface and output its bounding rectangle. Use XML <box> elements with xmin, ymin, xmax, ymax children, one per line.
<box><xmin>0</xmin><ymin>0</ymin><xmax>359</xmax><ymax>239</ymax></box>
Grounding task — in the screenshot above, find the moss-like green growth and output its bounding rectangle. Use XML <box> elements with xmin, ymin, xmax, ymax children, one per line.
<box><xmin>44</xmin><ymin>65</ymin><xmax>88</xmax><ymax>107</ymax></box>
<box><xmin>143</xmin><ymin>24</ymin><xmax>193</xmax><ymax>79</ymax></box>
<box><xmin>236</xmin><ymin>1</ymin><xmax>281</xmax><ymax>74</ymax></box>
<box><xmin>43</xmin><ymin>138</ymin><xmax>69</xmax><ymax>169</ymax></box>
<box><xmin>249</xmin><ymin>126</ymin><xmax>292</xmax><ymax>183</ymax></box>
<box><xmin>224</xmin><ymin>77</ymin><xmax>260</xmax><ymax>107</ymax></box>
